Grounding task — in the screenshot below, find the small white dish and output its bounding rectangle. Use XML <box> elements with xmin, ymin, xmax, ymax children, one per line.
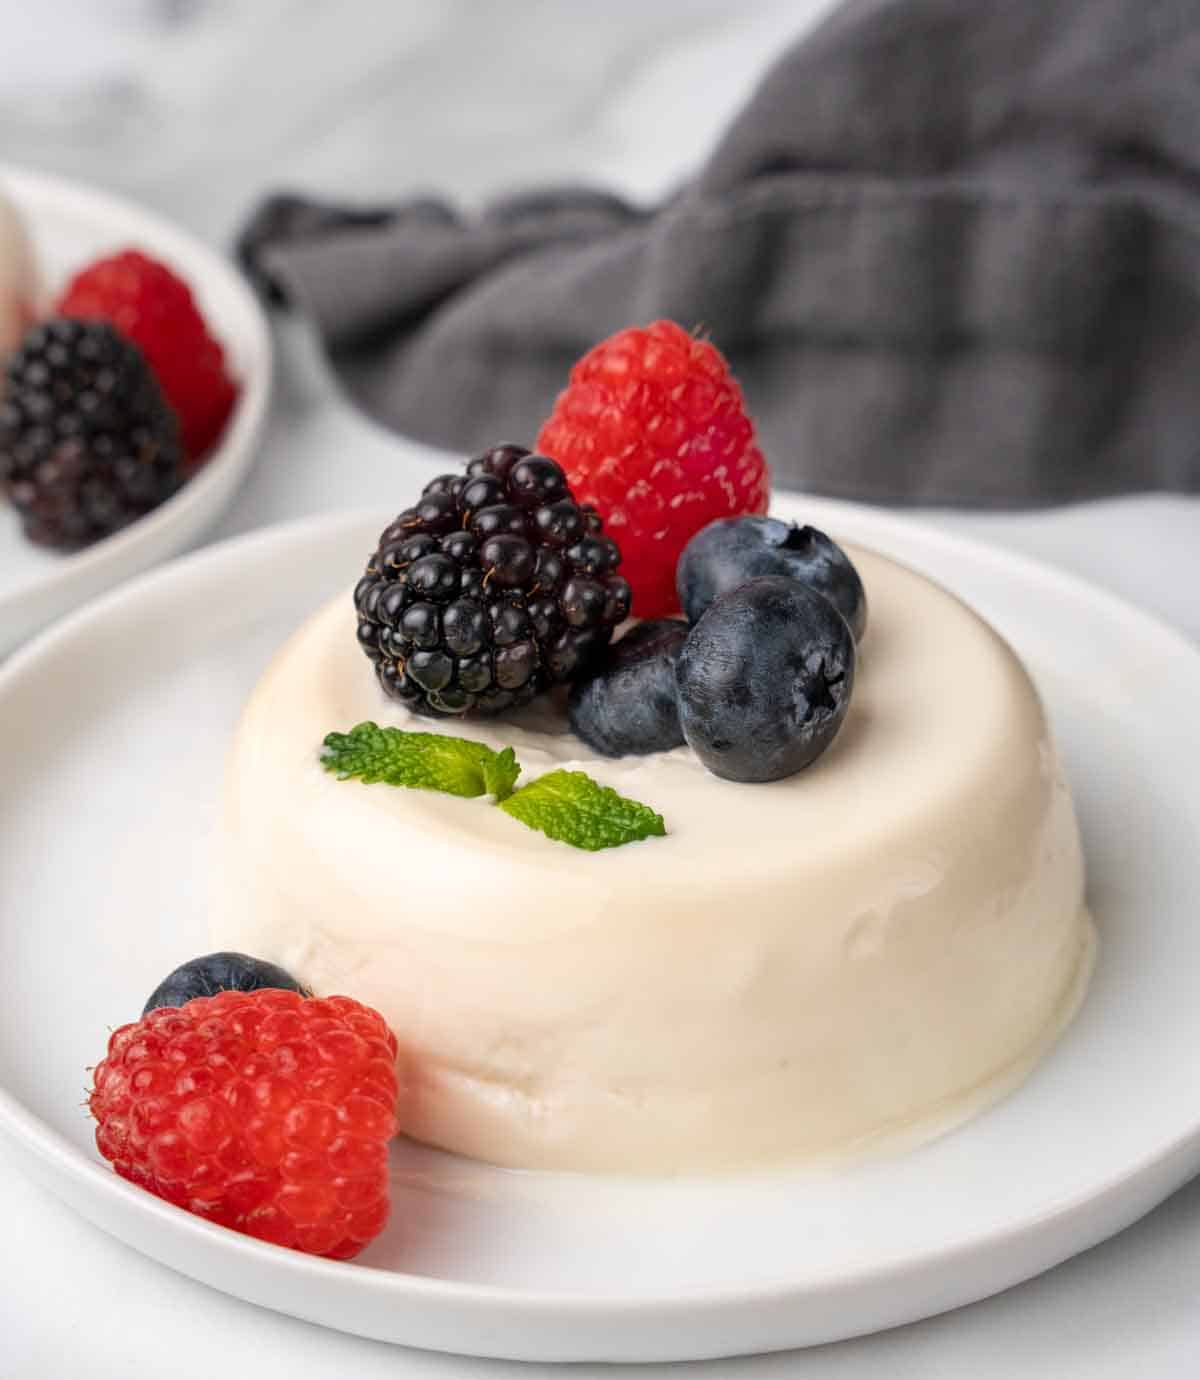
<box><xmin>0</xmin><ymin>496</ymin><xmax>1197</xmax><ymax>1363</ymax></box>
<box><xmin>0</xmin><ymin>164</ymin><xmax>271</xmax><ymax>658</ymax></box>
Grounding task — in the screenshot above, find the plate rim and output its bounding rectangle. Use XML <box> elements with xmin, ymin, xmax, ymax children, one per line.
<box><xmin>0</xmin><ymin>162</ymin><xmax>273</xmax><ymax>635</ymax></box>
<box><xmin>1</xmin><ymin>499</ymin><xmax>1199</xmax><ymax>1353</ymax></box>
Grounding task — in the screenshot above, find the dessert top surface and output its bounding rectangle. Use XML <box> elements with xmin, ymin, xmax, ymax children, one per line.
<box><xmin>235</xmin><ymin>543</ymin><xmax>1051</xmax><ymax>891</ymax></box>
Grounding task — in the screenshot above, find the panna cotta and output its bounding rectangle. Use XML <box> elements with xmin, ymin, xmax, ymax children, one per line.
<box><xmin>214</xmin><ymin>543</ymin><xmax>1093</xmax><ymax>1173</ymax></box>
<box><xmin>0</xmin><ymin>188</ymin><xmax>38</xmax><ymax>361</ymax></box>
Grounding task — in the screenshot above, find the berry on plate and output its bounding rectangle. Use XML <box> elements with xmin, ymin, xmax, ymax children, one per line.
<box><xmin>57</xmin><ymin>249</ymin><xmax>237</xmax><ymax>463</ymax></box>
<box><xmin>677</xmin><ymin>516</ymin><xmax>867</xmax><ymax>639</ymax></box>
<box><xmin>568</xmin><ymin>619</ymin><xmax>688</xmax><ymax>758</ymax></box>
<box><xmin>0</xmin><ymin>318</ymin><xmax>183</xmax><ymax>550</ymax></box>
<box><xmin>143</xmin><ymin>951</ymin><xmax>310</xmax><ymax>1017</ymax></box>
<box><xmin>676</xmin><ymin>576</ymin><xmax>855</xmax><ymax>783</ymax></box>
<box><xmin>89</xmin><ymin>985</ymin><xmax>399</xmax><ymax>1260</ymax></box>
<box><xmin>537</xmin><ymin>320</ymin><xmax>769</xmax><ymax>619</ymax></box>
<box><xmin>355</xmin><ymin>445</ymin><xmax>632</xmax><ymax>718</ymax></box>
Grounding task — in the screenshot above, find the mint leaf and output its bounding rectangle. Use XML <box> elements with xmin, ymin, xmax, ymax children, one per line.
<box><xmin>321</xmin><ymin>728</ymin><xmax>665</xmax><ymax>850</ymax></box>
<box><xmin>321</xmin><ymin>722</ymin><xmax>520</xmax><ymax>801</ymax></box>
<box><xmin>500</xmin><ymin>769</ymin><xmax>666</xmax><ymax>852</ymax></box>
<box><xmin>481</xmin><ymin>746</ymin><xmax>521</xmax><ymax>801</ymax></box>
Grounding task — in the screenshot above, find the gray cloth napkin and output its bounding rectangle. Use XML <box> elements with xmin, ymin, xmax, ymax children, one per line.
<box><xmin>239</xmin><ymin>0</ymin><xmax>1200</xmax><ymax>506</ymax></box>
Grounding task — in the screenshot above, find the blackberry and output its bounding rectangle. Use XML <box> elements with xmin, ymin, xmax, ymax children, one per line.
<box><xmin>0</xmin><ymin>318</ymin><xmax>184</xmax><ymax>551</ymax></box>
<box><xmin>355</xmin><ymin>445</ymin><xmax>632</xmax><ymax>717</ymax></box>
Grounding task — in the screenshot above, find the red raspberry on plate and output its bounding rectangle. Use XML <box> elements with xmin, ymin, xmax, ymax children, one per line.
<box><xmin>89</xmin><ymin>988</ymin><xmax>399</xmax><ymax>1260</ymax></box>
<box><xmin>57</xmin><ymin>249</ymin><xmax>237</xmax><ymax>465</ymax></box>
<box><xmin>537</xmin><ymin>320</ymin><xmax>770</xmax><ymax>619</ymax></box>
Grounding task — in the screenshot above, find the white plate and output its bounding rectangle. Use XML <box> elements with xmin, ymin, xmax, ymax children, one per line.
<box><xmin>0</xmin><ymin>165</ymin><xmax>271</xmax><ymax>658</ymax></box>
<box><xmin>0</xmin><ymin>496</ymin><xmax>1198</xmax><ymax>1364</ymax></box>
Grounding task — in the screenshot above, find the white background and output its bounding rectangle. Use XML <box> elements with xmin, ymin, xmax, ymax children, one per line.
<box><xmin>2</xmin><ymin>2</ymin><xmax>1199</xmax><ymax>1375</ymax></box>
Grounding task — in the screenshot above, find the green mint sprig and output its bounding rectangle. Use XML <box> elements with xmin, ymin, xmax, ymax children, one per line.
<box><xmin>321</xmin><ymin>722</ymin><xmax>664</xmax><ymax>852</ymax></box>
<box><xmin>321</xmin><ymin>722</ymin><xmax>520</xmax><ymax>801</ymax></box>
<box><xmin>500</xmin><ymin>769</ymin><xmax>665</xmax><ymax>852</ymax></box>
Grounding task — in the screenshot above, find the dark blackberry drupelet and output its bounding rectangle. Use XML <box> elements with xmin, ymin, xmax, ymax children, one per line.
<box><xmin>355</xmin><ymin>446</ymin><xmax>632</xmax><ymax>717</ymax></box>
<box><xmin>0</xmin><ymin>318</ymin><xmax>184</xmax><ymax>551</ymax></box>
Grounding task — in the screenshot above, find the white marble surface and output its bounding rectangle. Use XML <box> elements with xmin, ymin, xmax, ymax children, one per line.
<box><xmin>2</xmin><ymin>2</ymin><xmax>1199</xmax><ymax>1375</ymax></box>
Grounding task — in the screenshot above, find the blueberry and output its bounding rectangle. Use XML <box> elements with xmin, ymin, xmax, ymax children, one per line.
<box><xmin>676</xmin><ymin>577</ymin><xmax>855</xmax><ymax>783</ymax></box>
<box><xmin>568</xmin><ymin>619</ymin><xmax>688</xmax><ymax>757</ymax></box>
<box><xmin>677</xmin><ymin>516</ymin><xmax>867</xmax><ymax>640</ymax></box>
<box><xmin>142</xmin><ymin>952</ymin><xmax>308</xmax><ymax>1016</ymax></box>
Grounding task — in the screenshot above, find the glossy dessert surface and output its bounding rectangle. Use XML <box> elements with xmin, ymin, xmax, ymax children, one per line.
<box><xmin>215</xmin><ymin>544</ymin><xmax>1092</xmax><ymax>1171</ymax></box>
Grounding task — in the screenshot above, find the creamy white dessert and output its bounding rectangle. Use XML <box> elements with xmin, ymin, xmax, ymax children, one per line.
<box><xmin>215</xmin><ymin>545</ymin><xmax>1093</xmax><ymax>1172</ymax></box>
<box><xmin>0</xmin><ymin>188</ymin><xmax>38</xmax><ymax>360</ymax></box>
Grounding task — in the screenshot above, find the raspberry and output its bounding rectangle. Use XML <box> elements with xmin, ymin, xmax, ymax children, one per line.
<box><xmin>0</xmin><ymin>319</ymin><xmax>183</xmax><ymax>550</ymax></box>
<box><xmin>537</xmin><ymin>320</ymin><xmax>770</xmax><ymax>619</ymax></box>
<box><xmin>89</xmin><ymin>988</ymin><xmax>399</xmax><ymax>1260</ymax></box>
<box><xmin>355</xmin><ymin>445</ymin><xmax>632</xmax><ymax>718</ymax></box>
<box><xmin>57</xmin><ymin>249</ymin><xmax>237</xmax><ymax>464</ymax></box>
